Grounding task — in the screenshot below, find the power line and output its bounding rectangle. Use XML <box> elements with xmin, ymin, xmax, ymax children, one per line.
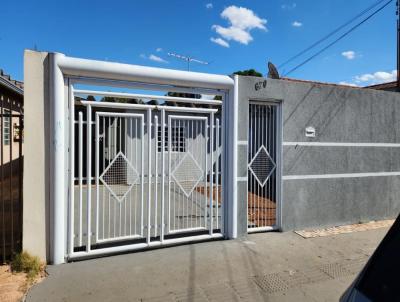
<box><xmin>278</xmin><ymin>0</ymin><xmax>387</xmax><ymax>70</ymax></box>
<box><xmin>283</xmin><ymin>0</ymin><xmax>393</xmax><ymax>77</ymax></box>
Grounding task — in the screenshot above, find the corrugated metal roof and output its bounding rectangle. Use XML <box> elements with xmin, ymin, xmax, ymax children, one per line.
<box><xmin>0</xmin><ymin>69</ymin><xmax>23</xmax><ymax>95</ymax></box>
<box><xmin>364</xmin><ymin>81</ymin><xmax>397</xmax><ymax>90</ymax></box>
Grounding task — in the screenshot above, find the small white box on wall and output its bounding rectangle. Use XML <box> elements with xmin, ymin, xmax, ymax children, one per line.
<box><xmin>305</xmin><ymin>126</ymin><xmax>316</xmax><ymax>138</ymax></box>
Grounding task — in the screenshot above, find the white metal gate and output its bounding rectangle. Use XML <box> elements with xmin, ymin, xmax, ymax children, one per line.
<box><xmin>247</xmin><ymin>102</ymin><xmax>281</xmax><ymax>232</ymax></box>
<box><xmin>68</xmin><ymin>89</ymin><xmax>223</xmax><ymax>259</ymax></box>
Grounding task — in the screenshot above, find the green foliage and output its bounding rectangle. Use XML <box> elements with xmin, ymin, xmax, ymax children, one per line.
<box><xmin>86</xmin><ymin>95</ymin><xmax>96</xmax><ymax>102</ymax></box>
<box><xmin>11</xmin><ymin>251</ymin><xmax>43</xmax><ymax>280</ymax></box>
<box><xmin>100</xmin><ymin>97</ymin><xmax>144</xmax><ymax>104</ymax></box>
<box><xmin>167</xmin><ymin>92</ymin><xmax>201</xmax><ymax>99</ymax></box>
<box><xmin>233</xmin><ymin>69</ymin><xmax>263</xmax><ymax>77</ymax></box>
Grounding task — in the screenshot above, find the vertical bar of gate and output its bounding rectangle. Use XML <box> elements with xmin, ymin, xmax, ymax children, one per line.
<box><xmin>119</xmin><ymin>118</ymin><xmax>122</xmax><ymax>237</ymax></box>
<box><xmin>177</xmin><ymin>120</ymin><xmax>180</xmax><ymax>229</ymax></box>
<box><xmin>9</xmin><ymin>103</ymin><xmax>14</xmax><ymax>255</ymax></box>
<box><xmin>248</xmin><ymin>105</ymin><xmax>252</xmax><ymax>230</ymax></box>
<box><xmin>18</xmin><ymin>115</ymin><xmax>23</xmax><ymax>254</ymax></box>
<box><xmin>160</xmin><ymin>109</ymin><xmax>165</xmax><ymax>242</ymax></box>
<box><xmin>147</xmin><ymin>109</ymin><xmax>152</xmax><ymax>244</ymax></box>
<box><xmin>114</xmin><ymin>118</ymin><xmax>117</xmax><ymax>238</ymax></box>
<box><xmin>124</xmin><ymin>118</ymin><xmax>127</xmax><ymax>237</ymax></box>
<box><xmin>215</xmin><ymin>118</ymin><xmax>219</xmax><ymax>230</ymax></box>
<box><xmin>263</xmin><ymin>105</ymin><xmax>273</xmax><ymax>227</ymax></box>
<box><xmin>109</xmin><ymin>117</ymin><xmax>112</xmax><ymax>238</ymax></box>
<box><xmin>95</xmin><ymin>113</ymin><xmax>99</xmax><ymax>243</ymax></box>
<box><xmin>168</xmin><ymin>116</ymin><xmax>171</xmax><ymax>233</ymax></box>
<box><xmin>134</xmin><ymin>118</ymin><xmax>137</xmax><ymax>236</ymax></box>
<box><xmin>129</xmin><ymin>118</ymin><xmax>132</xmax><ymax>236</ymax></box>
<box><xmin>278</xmin><ymin>103</ymin><xmax>283</xmax><ymax>229</ymax></box>
<box><xmin>257</xmin><ymin>105</ymin><xmax>260</xmax><ymax>227</ymax></box>
<box><xmin>78</xmin><ymin>112</ymin><xmax>83</xmax><ymax>247</ymax></box>
<box><xmin>270</xmin><ymin>105</ymin><xmax>273</xmax><ymax>227</ymax></box>
<box><xmin>220</xmin><ymin>95</ymin><xmax>225</xmax><ymax>236</ymax></box>
<box><xmin>204</xmin><ymin>118</ymin><xmax>208</xmax><ymax>228</ymax></box>
<box><xmin>209</xmin><ymin>113</ymin><xmax>214</xmax><ymax>234</ymax></box>
<box><xmin>254</xmin><ymin>105</ymin><xmax>256</xmax><ymax>229</ymax></box>
<box><xmin>101</xmin><ymin>117</ymin><xmax>110</xmax><ymax>239</ymax></box>
<box><xmin>190</xmin><ymin>119</ymin><xmax>194</xmax><ymax>230</ymax></box>
<box><xmin>154</xmin><ymin>115</ymin><xmax>158</xmax><ymax>238</ymax></box>
<box><xmin>141</xmin><ymin>115</ymin><xmax>145</xmax><ymax>237</ymax></box>
<box><xmin>194</xmin><ymin>121</ymin><xmax>198</xmax><ymax>228</ymax></box>
<box><xmin>86</xmin><ymin>104</ymin><xmax>92</xmax><ymax>252</ymax></box>
<box><xmin>68</xmin><ymin>82</ymin><xmax>75</xmax><ymax>255</ymax></box>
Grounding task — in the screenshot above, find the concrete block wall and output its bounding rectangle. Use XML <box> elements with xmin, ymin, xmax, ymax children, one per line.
<box><xmin>23</xmin><ymin>50</ymin><xmax>50</xmax><ymax>261</ymax></box>
<box><xmin>237</xmin><ymin>76</ymin><xmax>400</xmax><ymax>235</ymax></box>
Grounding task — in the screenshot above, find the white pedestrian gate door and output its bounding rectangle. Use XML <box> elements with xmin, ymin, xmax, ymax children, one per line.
<box><xmin>247</xmin><ymin>102</ymin><xmax>281</xmax><ymax>232</ymax></box>
<box><xmin>68</xmin><ymin>91</ymin><xmax>224</xmax><ymax>259</ymax></box>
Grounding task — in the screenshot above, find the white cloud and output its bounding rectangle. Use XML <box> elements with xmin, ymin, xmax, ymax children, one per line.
<box><xmin>156</xmin><ymin>48</ymin><xmax>163</xmax><ymax>52</ymax></box>
<box><xmin>148</xmin><ymin>54</ymin><xmax>168</xmax><ymax>63</ymax></box>
<box><xmin>282</xmin><ymin>3</ymin><xmax>297</xmax><ymax>10</ymax></box>
<box><xmin>292</xmin><ymin>21</ymin><xmax>302</xmax><ymax>27</ymax></box>
<box><xmin>211</xmin><ymin>6</ymin><xmax>267</xmax><ymax>45</ymax></box>
<box><xmin>339</xmin><ymin>81</ymin><xmax>358</xmax><ymax>87</ymax></box>
<box><xmin>140</xmin><ymin>53</ymin><xmax>168</xmax><ymax>63</ymax></box>
<box><xmin>210</xmin><ymin>37</ymin><xmax>230</xmax><ymax>48</ymax></box>
<box><xmin>206</xmin><ymin>3</ymin><xmax>213</xmax><ymax>9</ymax></box>
<box><xmin>221</xmin><ymin>6</ymin><xmax>267</xmax><ymax>31</ymax></box>
<box><xmin>339</xmin><ymin>69</ymin><xmax>397</xmax><ymax>87</ymax></box>
<box><xmin>355</xmin><ymin>70</ymin><xmax>397</xmax><ymax>84</ymax></box>
<box><xmin>341</xmin><ymin>51</ymin><xmax>356</xmax><ymax>60</ymax></box>
<box><xmin>212</xmin><ymin>25</ymin><xmax>253</xmax><ymax>44</ymax></box>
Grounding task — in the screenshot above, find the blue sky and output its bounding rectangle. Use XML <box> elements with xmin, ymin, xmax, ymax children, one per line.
<box><xmin>0</xmin><ymin>0</ymin><xmax>397</xmax><ymax>86</ymax></box>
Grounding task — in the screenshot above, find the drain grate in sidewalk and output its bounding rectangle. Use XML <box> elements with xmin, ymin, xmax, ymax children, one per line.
<box><xmin>319</xmin><ymin>263</ymin><xmax>352</xmax><ymax>279</ymax></box>
<box><xmin>253</xmin><ymin>273</ymin><xmax>289</xmax><ymax>294</ymax></box>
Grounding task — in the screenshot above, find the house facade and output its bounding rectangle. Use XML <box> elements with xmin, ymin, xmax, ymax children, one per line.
<box><xmin>23</xmin><ymin>50</ymin><xmax>400</xmax><ymax>264</ymax></box>
<box><xmin>0</xmin><ymin>69</ymin><xmax>24</xmax><ymax>262</ymax></box>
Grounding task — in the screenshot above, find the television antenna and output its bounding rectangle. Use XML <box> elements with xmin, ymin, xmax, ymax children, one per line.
<box><xmin>167</xmin><ymin>52</ymin><xmax>210</xmax><ymax>71</ymax></box>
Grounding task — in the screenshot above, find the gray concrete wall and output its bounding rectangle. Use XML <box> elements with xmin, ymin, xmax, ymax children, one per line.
<box><xmin>23</xmin><ymin>50</ymin><xmax>50</xmax><ymax>261</ymax></box>
<box><xmin>237</xmin><ymin>76</ymin><xmax>400</xmax><ymax>235</ymax></box>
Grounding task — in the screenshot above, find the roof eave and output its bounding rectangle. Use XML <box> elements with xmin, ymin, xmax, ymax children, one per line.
<box><xmin>0</xmin><ymin>77</ymin><xmax>23</xmax><ymax>95</ymax></box>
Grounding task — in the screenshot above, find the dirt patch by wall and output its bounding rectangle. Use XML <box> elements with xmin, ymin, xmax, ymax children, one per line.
<box><xmin>0</xmin><ymin>265</ymin><xmax>44</xmax><ymax>302</ymax></box>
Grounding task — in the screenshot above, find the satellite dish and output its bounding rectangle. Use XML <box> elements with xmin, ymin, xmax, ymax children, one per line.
<box><xmin>267</xmin><ymin>62</ymin><xmax>280</xmax><ymax>79</ymax></box>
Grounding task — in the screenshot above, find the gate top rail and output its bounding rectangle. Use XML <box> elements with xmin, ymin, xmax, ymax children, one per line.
<box><xmin>74</xmin><ymin>89</ymin><xmax>222</xmax><ymax>105</ymax></box>
<box><xmin>57</xmin><ymin>54</ymin><xmax>234</xmax><ymax>90</ymax></box>
<box><xmin>78</xmin><ymin>100</ymin><xmax>219</xmax><ymax>113</ymax></box>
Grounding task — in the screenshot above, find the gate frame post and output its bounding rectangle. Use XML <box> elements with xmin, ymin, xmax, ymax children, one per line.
<box><xmin>49</xmin><ymin>53</ymin><xmax>67</xmax><ymax>264</ymax></box>
<box><xmin>225</xmin><ymin>75</ymin><xmax>238</xmax><ymax>239</ymax></box>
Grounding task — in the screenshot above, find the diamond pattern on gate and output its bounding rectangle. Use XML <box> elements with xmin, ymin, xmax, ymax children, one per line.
<box><xmin>249</xmin><ymin>146</ymin><xmax>276</xmax><ymax>187</ymax></box>
<box><xmin>100</xmin><ymin>151</ymin><xmax>138</xmax><ymax>203</ymax></box>
<box><xmin>171</xmin><ymin>152</ymin><xmax>204</xmax><ymax>197</ymax></box>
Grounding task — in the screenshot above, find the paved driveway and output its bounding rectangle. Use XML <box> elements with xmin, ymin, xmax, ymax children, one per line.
<box><xmin>26</xmin><ymin>228</ymin><xmax>388</xmax><ymax>302</ymax></box>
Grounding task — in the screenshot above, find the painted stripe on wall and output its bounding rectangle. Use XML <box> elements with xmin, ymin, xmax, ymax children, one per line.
<box><xmin>283</xmin><ymin>171</ymin><xmax>400</xmax><ymax>180</ymax></box>
<box><xmin>283</xmin><ymin>142</ymin><xmax>400</xmax><ymax>147</ymax></box>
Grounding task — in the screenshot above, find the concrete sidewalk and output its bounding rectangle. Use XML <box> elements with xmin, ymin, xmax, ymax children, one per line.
<box><xmin>26</xmin><ymin>228</ymin><xmax>388</xmax><ymax>302</ymax></box>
